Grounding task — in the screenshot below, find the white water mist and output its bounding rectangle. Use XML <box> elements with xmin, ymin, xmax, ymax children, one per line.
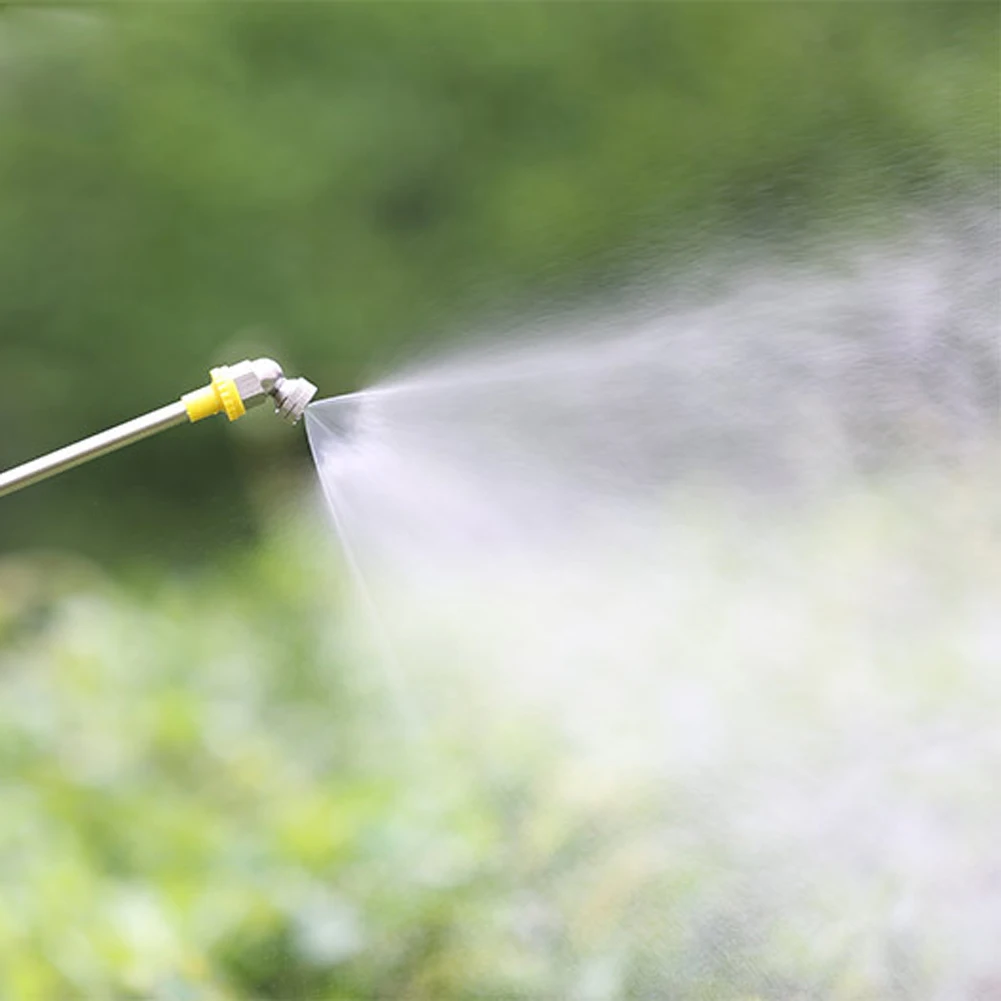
<box><xmin>306</xmin><ymin>213</ymin><xmax>999</xmax><ymax>999</ymax></box>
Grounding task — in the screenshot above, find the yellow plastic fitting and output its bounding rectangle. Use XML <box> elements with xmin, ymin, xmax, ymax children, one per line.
<box><xmin>182</xmin><ymin>366</ymin><xmax>247</xmax><ymax>423</ymax></box>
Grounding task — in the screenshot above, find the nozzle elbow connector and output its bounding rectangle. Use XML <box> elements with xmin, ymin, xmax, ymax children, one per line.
<box><xmin>183</xmin><ymin>358</ymin><xmax>317</xmax><ymax>425</ymax></box>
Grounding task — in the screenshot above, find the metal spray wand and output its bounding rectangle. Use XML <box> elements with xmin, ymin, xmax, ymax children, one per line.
<box><xmin>0</xmin><ymin>358</ymin><xmax>317</xmax><ymax>499</ymax></box>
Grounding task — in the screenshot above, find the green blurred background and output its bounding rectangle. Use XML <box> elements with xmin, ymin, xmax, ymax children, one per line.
<box><xmin>0</xmin><ymin>3</ymin><xmax>997</xmax><ymax>998</ymax></box>
<box><xmin>1</xmin><ymin>1</ymin><xmax>996</xmax><ymax>560</ymax></box>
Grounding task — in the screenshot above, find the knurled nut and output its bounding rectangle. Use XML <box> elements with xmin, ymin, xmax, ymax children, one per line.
<box><xmin>210</xmin><ymin>368</ymin><xmax>247</xmax><ymax>422</ymax></box>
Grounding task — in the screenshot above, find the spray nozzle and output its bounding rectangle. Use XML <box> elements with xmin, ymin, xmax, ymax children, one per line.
<box><xmin>183</xmin><ymin>358</ymin><xmax>318</xmax><ymax>425</ymax></box>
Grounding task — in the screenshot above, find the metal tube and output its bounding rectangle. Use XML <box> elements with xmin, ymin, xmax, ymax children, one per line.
<box><xmin>0</xmin><ymin>401</ymin><xmax>189</xmax><ymax>499</ymax></box>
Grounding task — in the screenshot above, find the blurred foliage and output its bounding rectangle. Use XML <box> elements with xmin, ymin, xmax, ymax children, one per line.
<box><xmin>1</xmin><ymin>480</ymin><xmax>997</xmax><ymax>999</ymax></box>
<box><xmin>0</xmin><ymin>525</ymin><xmax>710</xmax><ymax>1000</ymax></box>
<box><xmin>0</xmin><ymin>1</ymin><xmax>997</xmax><ymax>560</ymax></box>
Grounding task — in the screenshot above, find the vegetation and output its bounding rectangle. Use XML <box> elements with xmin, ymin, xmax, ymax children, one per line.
<box><xmin>2</xmin><ymin>479</ymin><xmax>998</xmax><ymax>999</ymax></box>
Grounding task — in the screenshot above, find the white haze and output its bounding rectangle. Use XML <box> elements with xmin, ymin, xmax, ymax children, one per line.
<box><xmin>305</xmin><ymin>211</ymin><xmax>1000</xmax><ymax>999</ymax></box>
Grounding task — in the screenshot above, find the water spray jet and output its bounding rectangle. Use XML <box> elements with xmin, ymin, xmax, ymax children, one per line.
<box><xmin>0</xmin><ymin>358</ymin><xmax>318</xmax><ymax>498</ymax></box>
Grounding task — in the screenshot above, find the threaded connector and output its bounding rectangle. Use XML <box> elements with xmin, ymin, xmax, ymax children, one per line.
<box><xmin>183</xmin><ymin>358</ymin><xmax>317</xmax><ymax>425</ymax></box>
<box><xmin>271</xmin><ymin>375</ymin><xmax>318</xmax><ymax>423</ymax></box>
